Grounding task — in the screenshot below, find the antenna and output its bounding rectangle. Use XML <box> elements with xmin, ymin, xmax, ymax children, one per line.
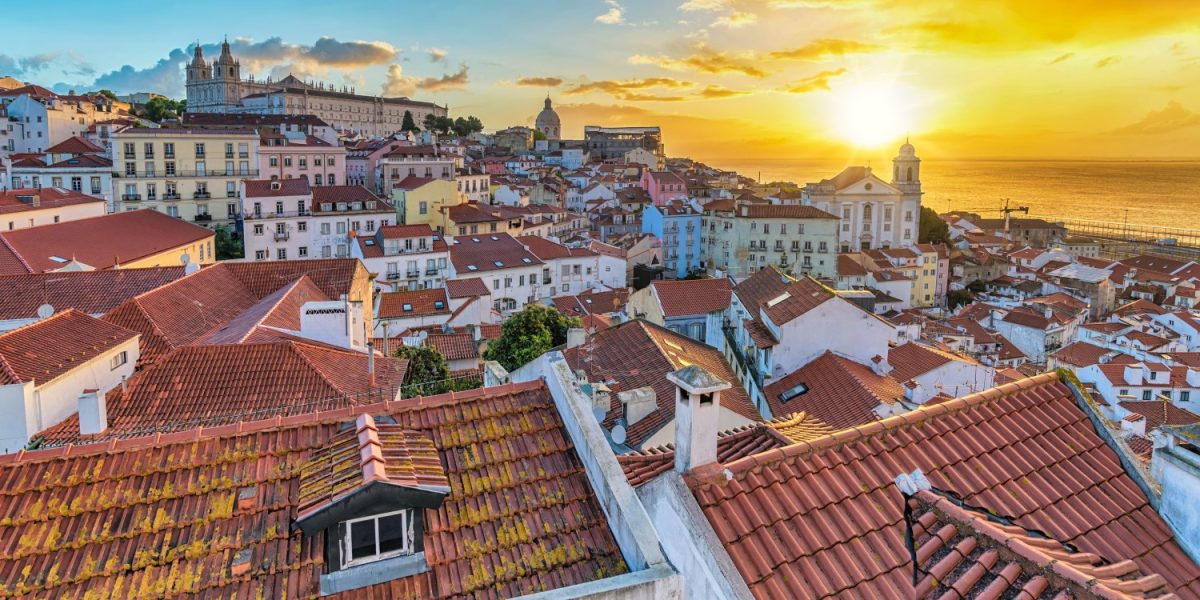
<box><xmin>36</xmin><ymin>303</ymin><xmax>54</xmax><ymax>319</ymax></box>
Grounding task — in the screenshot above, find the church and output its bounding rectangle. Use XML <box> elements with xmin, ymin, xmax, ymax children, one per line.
<box><xmin>801</xmin><ymin>141</ymin><xmax>923</xmax><ymax>251</ymax></box>
<box><xmin>185</xmin><ymin>39</ymin><xmax>447</xmax><ymax>137</ymax></box>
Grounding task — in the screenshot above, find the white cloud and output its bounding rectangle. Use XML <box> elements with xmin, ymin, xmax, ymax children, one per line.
<box><xmin>595</xmin><ymin>0</ymin><xmax>626</xmax><ymax>24</ymax></box>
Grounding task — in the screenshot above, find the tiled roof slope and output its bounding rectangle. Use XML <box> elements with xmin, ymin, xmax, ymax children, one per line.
<box><xmin>689</xmin><ymin>373</ymin><xmax>1200</xmax><ymax>598</ymax></box>
<box><xmin>378</xmin><ymin>288</ymin><xmax>450</xmax><ymax>318</ymax></box>
<box><xmin>763</xmin><ymin>351</ymin><xmax>904</xmax><ymax>428</ymax></box>
<box><xmin>564</xmin><ymin>319</ymin><xmax>760</xmax><ymax>448</ymax></box>
<box><xmin>651</xmin><ymin>278</ymin><xmax>732</xmax><ymax>317</ymax></box>
<box><xmin>197</xmin><ymin>276</ymin><xmax>329</xmax><ymax>345</ymax></box>
<box><xmin>444</xmin><ymin>277</ymin><xmax>490</xmax><ymax>299</ymax></box>
<box><xmin>909</xmin><ymin>491</ymin><xmax>1176</xmax><ymax>599</ymax></box>
<box><xmin>0</xmin><ymin>381</ymin><xmax>627</xmax><ymax>598</ymax></box>
<box><xmin>0</xmin><ymin>309</ymin><xmax>137</xmax><ymax>385</ymax></box>
<box><xmin>36</xmin><ymin>341</ymin><xmax>408</xmax><ymax>446</ymax></box>
<box><xmin>1118</xmin><ymin>400</ymin><xmax>1200</xmax><ymax>431</ymax></box>
<box><xmin>0</xmin><ymin>267</ymin><xmax>186</xmax><ymax>321</ymax></box>
<box><xmin>0</xmin><ymin>210</ymin><xmax>213</xmax><ymax>275</ymax></box>
<box><xmin>221</xmin><ymin>259</ymin><xmax>361</xmax><ymax>301</ymax></box>
<box><xmin>426</xmin><ymin>333</ymin><xmax>477</xmax><ymax>361</ymax></box>
<box><xmin>888</xmin><ymin>341</ymin><xmax>978</xmax><ymax>383</ymax></box>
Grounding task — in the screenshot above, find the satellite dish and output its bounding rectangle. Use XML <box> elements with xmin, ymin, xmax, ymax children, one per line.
<box><xmin>180</xmin><ymin>252</ymin><xmax>191</xmax><ymax>265</ymax></box>
<box><xmin>36</xmin><ymin>304</ymin><xmax>54</xmax><ymax>319</ymax></box>
<box><xmin>611</xmin><ymin>424</ymin><xmax>627</xmax><ymax>446</ymax></box>
<box><xmin>592</xmin><ymin>405</ymin><xmax>607</xmax><ymax>423</ymax></box>
<box><xmin>184</xmin><ymin>262</ymin><xmax>201</xmax><ymax>275</ymax></box>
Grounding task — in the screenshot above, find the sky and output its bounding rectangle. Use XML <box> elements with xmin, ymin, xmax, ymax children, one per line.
<box><xmin>2</xmin><ymin>0</ymin><xmax>1198</xmax><ymax>162</ymax></box>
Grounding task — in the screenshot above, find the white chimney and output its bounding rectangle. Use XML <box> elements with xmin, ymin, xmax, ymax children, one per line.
<box><xmin>1121</xmin><ymin>413</ymin><xmax>1147</xmax><ymax>437</ymax></box>
<box><xmin>78</xmin><ymin>389</ymin><xmax>107</xmax><ymax>436</ymax></box>
<box><xmin>871</xmin><ymin>354</ymin><xmax>893</xmax><ymax>377</ymax></box>
<box><xmin>1124</xmin><ymin>364</ymin><xmax>1144</xmax><ymax>386</ymax></box>
<box><xmin>567</xmin><ymin>327</ymin><xmax>586</xmax><ymax>349</ymax></box>
<box><xmin>619</xmin><ymin>387</ymin><xmax>657</xmax><ymax>426</ymax></box>
<box><xmin>669</xmin><ymin>365</ymin><xmax>732</xmax><ymax>473</ymax></box>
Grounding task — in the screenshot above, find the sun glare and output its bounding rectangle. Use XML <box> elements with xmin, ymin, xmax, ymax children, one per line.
<box><xmin>831</xmin><ymin>80</ymin><xmax>918</xmax><ymax>148</ymax></box>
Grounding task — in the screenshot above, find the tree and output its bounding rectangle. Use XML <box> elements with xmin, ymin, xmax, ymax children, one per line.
<box><xmin>918</xmin><ymin>206</ymin><xmax>950</xmax><ymax>244</ymax></box>
<box><xmin>947</xmin><ymin>289</ymin><xmax>974</xmax><ymax>310</ymax></box>
<box><xmin>97</xmin><ymin>89</ymin><xmax>118</xmax><ymax>101</ymax></box>
<box><xmin>213</xmin><ymin>225</ymin><xmax>243</xmax><ymax>260</ymax></box>
<box><xmin>392</xmin><ymin>344</ymin><xmax>480</xmax><ymax>395</ymax></box>
<box><xmin>532</xmin><ymin>129</ymin><xmax>546</xmax><ymax>141</ymax></box>
<box><xmin>452</xmin><ymin>117</ymin><xmax>470</xmax><ymax>137</ymax></box>
<box><xmin>401</xmin><ymin>110</ymin><xmax>417</xmax><ymax>132</ymax></box>
<box><xmin>423</xmin><ymin>113</ymin><xmax>439</xmax><ymax>132</ymax></box>
<box><xmin>483</xmin><ymin>304</ymin><xmax>580</xmax><ymax>371</ymax></box>
<box><xmin>142</xmin><ymin>96</ymin><xmax>186</xmax><ymax>123</ymax></box>
<box><xmin>465</xmin><ymin>116</ymin><xmax>484</xmax><ymax>134</ymax></box>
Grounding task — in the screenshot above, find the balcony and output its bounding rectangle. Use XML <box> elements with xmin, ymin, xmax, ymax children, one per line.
<box><xmin>425</xmin><ymin>268</ymin><xmax>438</xmax><ymax>276</ymax></box>
<box><xmin>243</xmin><ymin>210</ymin><xmax>312</xmax><ymax>220</ymax></box>
<box><xmin>121</xmin><ymin>194</ymin><xmax>141</xmax><ymax>201</ymax></box>
<box><xmin>193</xmin><ymin>192</ymin><xmax>211</xmax><ymax>199</ymax></box>
<box><xmin>274</xmin><ymin>231</ymin><xmax>290</xmax><ymax>242</ymax></box>
<box><xmin>406</xmin><ymin>271</ymin><xmax>420</xmax><ymax>278</ymax></box>
<box><xmin>194</xmin><ymin>214</ymin><xmax>212</xmax><ymax>223</ymax></box>
<box><xmin>164</xmin><ymin>193</ymin><xmax>181</xmax><ymax>201</ymax></box>
<box><xmin>123</xmin><ymin>153</ymin><xmax>135</xmax><ymax>160</ymax></box>
<box><xmin>113</xmin><ymin>169</ymin><xmax>260</xmax><ymax>179</ymax></box>
<box><xmin>225</xmin><ymin>152</ymin><xmax>234</xmax><ymax>159</ymax></box>
<box><xmin>386</xmin><ymin>272</ymin><xmax>403</xmax><ymax>280</ymax></box>
<box><xmin>227</xmin><ymin>191</ymin><xmax>238</xmax><ymax>198</ymax></box>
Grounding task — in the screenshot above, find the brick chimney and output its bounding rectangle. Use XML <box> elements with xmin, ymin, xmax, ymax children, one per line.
<box><xmin>669</xmin><ymin>365</ymin><xmax>732</xmax><ymax>474</ymax></box>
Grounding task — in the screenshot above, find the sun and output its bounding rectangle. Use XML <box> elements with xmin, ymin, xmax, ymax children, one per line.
<box><xmin>830</xmin><ymin>80</ymin><xmax>919</xmax><ymax>148</ymax></box>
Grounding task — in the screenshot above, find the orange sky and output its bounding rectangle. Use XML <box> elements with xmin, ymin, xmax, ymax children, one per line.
<box><xmin>486</xmin><ymin>0</ymin><xmax>1200</xmax><ymax>161</ymax></box>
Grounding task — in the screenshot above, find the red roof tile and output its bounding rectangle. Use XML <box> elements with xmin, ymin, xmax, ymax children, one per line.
<box><xmin>564</xmin><ymin>320</ymin><xmax>759</xmax><ymax>448</ymax></box>
<box><xmin>0</xmin><ymin>309</ymin><xmax>137</xmax><ymax>385</ymax></box>
<box><xmin>243</xmin><ymin>178</ymin><xmax>310</xmax><ymax>197</ymax></box>
<box><xmin>0</xmin><ymin>267</ymin><xmax>186</xmax><ymax>321</ymax></box>
<box><xmin>738</xmin><ymin>205</ymin><xmax>838</xmax><ymax>219</ymax></box>
<box><xmin>650</xmin><ymin>278</ymin><xmax>732</xmax><ymax>317</ymax></box>
<box><xmin>0</xmin><ymin>188</ymin><xmax>105</xmax><ymax>215</ymax></box>
<box><xmin>618</xmin><ymin>424</ymin><xmax>792</xmax><ymax>487</ymax></box>
<box><xmin>689</xmin><ymin>372</ymin><xmax>1200</xmax><ymax>598</ymax></box>
<box><xmin>0</xmin><ymin>381</ymin><xmax>627</xmax><ymax>597</ymax></box>
<box><xmin>0</xmin><ymin>210</ymin><xmax>213</xmax><ymax>275</ymax></box>
<box><xmin>888</xmin><ymin>342</ymin><xmax>977</xmax><ymax>383</ymax></box>
<box><xmin>378</xmin><ymin>288</ymin><xmax>450</xmax><ymax>319</ymax></box>
<box><xmin>1118</xmin><ymin>400</ymin><xmax>1200</xmax><ymax>431</ymax></box>
<box><xmin>444</xmin><ymin>277</ymin><xmax>491</xmax><ymax>299</ymax></box>
<box><xmin>449</xmin><ymin>233</ymin><xmax>542</xmax><ymax>273</ymax></box>
<box><xmin>43</xmin><ymin>135</ymin><xmax>105</xmax><ymax>154</ymax></box>
<box><xmin>762</xmin><ymin>278</ymin><xmax>837</xmax><ymax>326</ymax></box>
<box><xmin>425</xmin><ymin>333</ymin><xmax>478</xmax><ymax>361</ymax></box>
<box><xmin>763</xmin><ymin>351</ymin><xmax>904</xmax><ymax>428</ymax></box>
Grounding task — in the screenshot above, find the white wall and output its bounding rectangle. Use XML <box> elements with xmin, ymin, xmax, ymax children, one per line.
<box><xmin>770</xmin><ymin>300</ymin><xmax>894</xmax><ymax>378</ymax></box>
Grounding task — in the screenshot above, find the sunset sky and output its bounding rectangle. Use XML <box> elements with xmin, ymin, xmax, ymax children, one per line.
<box><xmin>3</xmin><ymin>0</ymin><xmax>1198</xmax><ymax>162</ymax></box>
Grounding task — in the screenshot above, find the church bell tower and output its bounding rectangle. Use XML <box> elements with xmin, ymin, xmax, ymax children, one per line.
<box><xmin>892</xmin><ymin>139</ymin><xmax>921</xmax><ymax>195</ymax></box>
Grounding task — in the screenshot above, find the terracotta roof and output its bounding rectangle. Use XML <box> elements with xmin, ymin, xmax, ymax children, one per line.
<box><xmin>378</xmin><ymin>288</ymin><xmax>450</xmax><ymax>319</ymax></box>
<box><xmin>1082</xmin><ymin>321</ymin><xmax>1130</xmax><ymax>334</ymax></box>
<box><xmin>888</xmin><ymin>342</ymin><xmax>977</xmax><ymax>383</ymax></box>
<box><xmin>36</xmin><ymin>340</ymin><xmax>408</xmax><ymax>446</ymax></box>
<box><xmin>907</xmin><ymin>490</ymin><xmax>1177</xmax><ymax>599</ymax></box>
<box><xmin>819</xmin><ymin>165</ymin><xmax>870</xmax><ymax>190</ymax></box>
<box><xmin>564</xmin><ymin>320</ymin><xmax>759</xmax><ymax>448</ymax></box>
<box><xmin>689</xmin><ymin>372</ymin><xmax>1200</xmax><ymax>598</ymax></box>
<box><xmin>618</xmin><ymin>424</ymin><xmax>791</xmax><ymax>487</ymax></box>
<box><xmin>0</xmin><ymin>381</ymin><xmax>628</xmax><ymax>598</ymax></box>
<box><xmin>837</xmin><ymin>254</ymin><xmax>868</xmax><ymax>277</ymax></box>
<box><xmin>521</xmin><ymin>235</ymin><xmax>596</xmax><ymax>260</ymax></box>
<box><xmin>196</xmin><ymin>276</ymin><xmax>328</xmax><ymax>345</ymax></box>
<box><xmin>425</xmin><ymin>333</ymin><xmax>478</xmax><ymax>361</ymax></box>
<box><xmin>1114</xmin><ymin>299</ymin><xmax>1168</xmax><ymax>317</ymax></box>
<box><xmin>732</xmin><ymin>265</ymin><xmax>793</xmax><ymax>315</ymax></box>
<box><xmin>0</xmin><ymin>210</ymin><xmax>213</xmax><ymax>275</ymax></box>
<box><xmin>0</xmin><ymin>188</ymin><xmax>104</xmax><ymax>214</ymax></box>
<box><xmin>551</xmin><ymin>288</ymin><xmax>629</xmax><ymax>318</ymax></box>
<box><xmin>762</xmin><ymin>278</ymin><xmax>837</xmax><ymax>326</ymax></box>
<box><xmin>220</xmin><ymin>259</ymin><xmax>361</xmax><ymax>301</ymax></box>
<box><xmin>392</xmin><ymin>175</ymin><xmax>437</xmax><ymax>191</ymax></box>
<box><xmin>739</xmin><ymin>205</ymin><xmax>838</xmax><ymax>219</ymax></box>
<box><xmin>651</xmin><ymin>278</ymin><xmax>732</xmax><ymax>317</ymax></box>
<box><xmin>763</xmin><ymin>351</ymin><xmax>904</xmax><ymax>428</ymax></box>
<box><xmin>449</xmin><ymin>233</ymin><xmax>542</xmax><ymax>273</ymax></box>
<box><xmin>377</xmin><ymin>223</ymin><xmax>435</xmax><ymax>239</ymax></box>
<box><xmin>0</xmin><ymin>309</ymin><xmax>137</xmax><ymax>386</ymax></box>
<box><xmin>242</xmin><ymin>178</ymin><xmax>310</xmax><ymax>197</ymax></box>
<box><xmin>1118</xmin><ymin>400</ymin><xmax>1200</xmax><ymax>431</ymax></box>
<box><xmin>311</xmin><ymin>185</ymin><xmax>387</xmax><ymax>208</ymax></box>
<box><xmin>444</xmin><ymin>277</ymin><xmax>490</xmax><ymax>299</ymax></box>
<box><xmin>1052</xmin><ymin>341</ymin><xmax>1124</xmax><ymax>368</ymax></box>
<box><xmin>0</xmin><ymin>267</ymin><xmax>186</xmax><ymax>321</ymax></box>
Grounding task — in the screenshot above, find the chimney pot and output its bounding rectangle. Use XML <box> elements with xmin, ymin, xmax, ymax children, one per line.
<box><xmin>78</xmin><ymin>389</ymin><xmax>107</xmax><ymax>436</ymax></box>
<box><xmin>669</xmin><ymin>365</ymin><xmax>732</xmax><ymax>473</ymax></box>
<box><xmin>566</xmin><ymin>327</ymin><xmax>586</xmax><ymax>349</ymax></box>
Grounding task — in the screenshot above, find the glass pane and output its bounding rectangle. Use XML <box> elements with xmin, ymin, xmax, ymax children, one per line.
<box><xmin>378</xmin><ymin>512</ymin><xmax>410</xmax><ymax>555</ymax></box>
<box><xmin>349</xmin><ymin>519</ymin><xmax>376</xmax><ymax>560</ymax></box>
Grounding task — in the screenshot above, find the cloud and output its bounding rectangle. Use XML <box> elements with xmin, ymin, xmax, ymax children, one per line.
<box><xmin>1048</xmin><ymin>52</ymin><xmax>1074</xmax><ymax>65</ymax></box>
<box><xmin>416</xmin><ymin>64</ymin><xmax>470</xmax><ymax>91</ymax></box>
<box><xmin>711</xmin><ymin>11</ymin><xmax>758</xmax><ymax>28</ymax></box>
<box><xmin>515</xmin><ymin>76</ymin><xmax>565</xmax><ymax>87</ymax></box>
<box><xmin>1113</xmin><ymin>101</ymin><xmax>1200</xmax><ymax>135</ymax></box>
<box><xmin>779</xmin><ymin>68</ymin><xmax>847</xmax><ymax>93</ymax></box>
<box><xmin>428</xmin><ymin>48</ymin><xmax>448</xmax><ymax>63</ymax></box>
<box><xmin>304</xmin><ymin>37</ymin><xmax>397</xmax><ymax>67</ymax></box>
<box><xmin>1095</xmin><ymin>56</ymin><xmax>1120</xmax><ymax>68</ymax></box>
<box><xmin>383</xmin><ymin>64</ymin><xmax>418</xmax><ymax>96</ymax></box>
<box><xmin>694</xmin><ymin>85</ymin><xmax>750</xmax><ymax>98</ymax></box>
<box><xmin>629</xmin><ymin>43</ymin><xmax>766</xmax><ymax>77</ymax></box>
<box><xmin>595</xmin><ymin>0</ymin><xmax>625</xmax><ymax>24</ymax></box>
<box><xmin>679</xmin><ymin>0</ymin><xmax>728</xmax><ymax>10</ymax></box>
<box><xmin>93</xmin><ymin>48</ymin><xmax>191</xmax><ymax>95</ymax></box>
<box><xmin>768</xmin><ymin>38</ymin><xmax>881</xmax><ymax>60</ymax></box>
<box><xmin>0</xmin><ymin>51</ymin><xmax>68</xmax><ymax>77</ymax></box>
<box><xmin>565</xmin><ymin>77</ymin><xmax>692</xmax><ymax>96</ymax></box>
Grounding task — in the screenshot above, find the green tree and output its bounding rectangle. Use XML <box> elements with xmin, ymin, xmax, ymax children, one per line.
<box><xmin>213</xmin><ymin>225</ymin><xmax>243</xmax><ymax>260</ymax></box>
<box><xmin>97</xmin><ymin>89</ymin><xmax>118</xmax><ymax>101</ymax></box>
<box><xmin>484</xmin><ymin>304</ymin><xmax>580</xmax><ymax>371</ymax></box>
<box><xmin>947</xmin><ymin>289</ymin><xmax>974</xmax><ymax>310</ymax></box>
<box><xmin>423</xmin><ymin>113</ymin><xmax>439</xmax><ymax>132</ymax></box>
<box><xmin>532</xmin><ymin>129</ymin><xmax>547</xmax><ymax>141</ymax></box>
<box><xmin>392</xmin><ymin>344</ymin><xmax>480</xmax><ymax>395</ymax></box>
<box><xmin>465</xmin><ymin>115</ymin><xmax>484</xmax><ymax>134</ymax></box>
<box><xmin>401</xmin><ymin>110</ymin><xmax>417</xmax><ymax>132</ymax></box>
<box><xmin>918</xmin><ymin>206</ymin><xmax>950</xmax><ymax>244</ymax></box>
<box><xmin>452</xmin><ymin>117</ymin><xmax>470</xmax><ymax>137</ymax></box>
<box><xmin>142</xmin><ymin>96</ymin><xmax>186</xmax><ymax>122</ymax></box>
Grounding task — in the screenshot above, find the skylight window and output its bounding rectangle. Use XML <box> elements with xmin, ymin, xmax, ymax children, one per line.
<box><xmin>434</xmin><ymin>301</ymin><xmax>445</xmax><ymax>310</ymax></box>
<box><xmin>49</xmin><ymin>256</ymin><xmax>68</xmax><ymax>263</ymax></box>
<box><xmin>467</xmin><ymin>265</ymin><xmax>477</xmax><ymax>271</ymax></box>
<box><xmin>522</xmin><ymin>258</ymin><xmax>532</xmax><ymax>264</ymax></box>
<box><xmin>494</xmin><ymin>261</ymin><xmax>503</xmax><ymax>267</ymax></box>
<box><xmin>402</xmin><ymin>304</ymin><xmax>413</xmax><ymax>312</ymax></box>
<box><xmin>779</xmin><ymin>383</ymin><xmax>809</xmax><ymax>403</ymax></box>
<box><xmin>766</xmin><ymin>293</ymin><xmax>791</xmax><ymax>308</ymax></box>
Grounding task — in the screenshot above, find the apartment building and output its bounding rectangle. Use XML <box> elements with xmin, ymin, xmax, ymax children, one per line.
<box><xmin>258</xmin><ymin>131</ymin><xmax>346</xmax><ymax>185</ymax></box>
<box><xmin>112</xmin><ymin>127</ymin><xmax>259</xmax><ymax>227</ymax></box>
<box><xmin>702</xmin><ymin>203</ymin><xmax>840</xmax><ymax>279</ymax></box>
<box><xmin>352</xmin><ymin>223</ymin><xmax>451</xmax><ymax>291</ymax></box>
<box><xmin>242</xmin><ymin>179</ymin><xmax>394</xmax><ymax>261</ymax></box>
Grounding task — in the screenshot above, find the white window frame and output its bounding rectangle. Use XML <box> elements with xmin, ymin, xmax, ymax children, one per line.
<box><xmin>341</xmin><ymin>509</ymin><xmax>415</xmax><ymax>569</ymax></box>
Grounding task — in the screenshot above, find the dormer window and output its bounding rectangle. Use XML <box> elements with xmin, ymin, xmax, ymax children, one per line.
<box><xmin>342</xmin><ymin>509</ymin><xmax>415</xmax><ymax>568</ymax></box>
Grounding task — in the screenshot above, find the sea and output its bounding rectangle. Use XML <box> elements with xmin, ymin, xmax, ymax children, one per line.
<box><xmin>704</xmin><ymin>158</ymin><xmax>1200</xmax><ymax>232</ymax></box>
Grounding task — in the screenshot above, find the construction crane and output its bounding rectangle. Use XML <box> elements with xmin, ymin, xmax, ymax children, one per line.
<box><xmin>945</xmin><ymin>198</ymin><xmax>1029</xmax><ymax>240</ymax></box>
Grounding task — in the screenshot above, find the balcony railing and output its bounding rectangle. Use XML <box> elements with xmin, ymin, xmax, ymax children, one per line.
<box><xmin>114</xmin><ymin>169</ymin><xmax>260</xmax><ymax>179</ymax></box>
<box><xmin>164</xmin><ymin>193</ymin><xmax>181</xmax><ymax>200</ymax></box>
<box><xmin>121</xmin><ymin>194</ymin><xmax>141</xmax><ymax>201</ymax></box>
<box><xmin>386</xmin><ymin>272</ymin><xmax>403</xmax><ymax>280</ymax></box>
<box><xmin>406</xmin><ymin>271</ymin><xmax>420</xmax><ymax>278</ymax></box>
<box><xmin>243</xmin><ymin>210</ymin><xmax>310</xmax><ymax>220</ymax></box>
<box><xmin>194</xmin><ymin>214</ymin><xmax>212</xmax><ymax>222</ymax></box>
<box><xmin>425</xmin><ymin>269</ymin><xmax>438</xmax><ymax>276</ymax></box>
<box><xmin>193</xmin><ymin>192</ymin><xmax>211</xmax><ymax>199</ymax></box>
<box><xmin>274</xmin><ymin>231</ymin><xmax>290</xmax><ymax>242</ymax></box>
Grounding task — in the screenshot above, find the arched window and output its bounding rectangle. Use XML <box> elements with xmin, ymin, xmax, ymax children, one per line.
<box><xmin>906</xmin><ymin>166</ymin><xmax>913</xmax><ymax>182</ymax></box>
<box><xmin>863</xmin><ymin>204</ymin><xmax>872</xmax><ymax>219</ymax></box>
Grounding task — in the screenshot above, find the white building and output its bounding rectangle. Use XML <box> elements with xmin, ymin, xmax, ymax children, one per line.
<box><xmin>802</xmin><ymin>141</ymin><xmax>922</xmax><ymax>251</ymax></box>
<box><xmin>6</xmin><ymin>136</ymin><xmax>114</xmax><ymax>210</ymax></box>
<box><xmin>0</xmin><ymin>87</ymin><xmax>120</xmax><ymax>155</ymax></box>
<box><xmin>352</xmin><ymin>223</ymin><xmax>451</xmax><ymax>291</ymax></box>
<box><xmin>0</xmin><ymin>188</ymin><xmax>107</xmax><ymax>231</ymax></box>
<box><xmin>0</xmin><ymin>310</ymin><xmax>139</xmax><ymax>453</ymax></box>
<box><xmin>242</xmin><ymin>179</ymin><xmax>395</xmax><ymax>261</ymax></box>
<box><xmin>447</xmin><ymin>233</ymin><xmax>544</xmax><ymax>315</ymax></box>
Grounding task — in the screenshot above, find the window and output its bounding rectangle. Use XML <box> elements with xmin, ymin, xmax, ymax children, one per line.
<box><xmin>277</xmin><ymin>248</ymin><xmax>287</xmax><ymax>260</ymax></box>
<box><xmin>109</xmin><ymin>351</ymin><xmax>128</xmax><ymax>370</ymax></box>
<box><xmin>195</xmin><ymin>143</ymin><xmax>205</xmax><ymax>157</ymax></box>
<box><xmin>1143</xmin><ymin>390</ymin><xmax>1152</xmax><ymax>401</ymax></box>
<box><xmin>255</xmin><ymin>250</ymin><xmax>266</xmax><ymax>260</ymax></box>
<box><xmin>298</xmin><ymin>221</ymin><xmax>307</xmax><ymax>232</ymax></box>
<box><xmin>253</xmin><ymin>224</ymin><xmax>264</xmax><ymax>236</ymax></box>
<box><xmin>419</xmin><ymin>201</ymin><xmax>428</xmax><ymax>215</ymax></box>
<box><xmin>1183</xmin><ymin>391</ymin><xmax>1191</xmax><ymax>403</ymax></box>
<box><xmin>321</xmin><ymin>223</ymin><xmax>331</xmax><ymax>235</ymax></box>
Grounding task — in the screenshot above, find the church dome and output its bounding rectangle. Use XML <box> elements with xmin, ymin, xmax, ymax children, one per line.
<box><xmin>535</xmin><ymin>96</ymin><xmax>561</xmax><ymax>139</ymax></box>
<box><xmin>898</xmin><ymin>139</ymin><xmax>916</xmax><ymax>157</ymax></box>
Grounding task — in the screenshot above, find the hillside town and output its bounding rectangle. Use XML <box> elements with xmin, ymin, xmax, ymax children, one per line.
<box><xmin>2</xmin><ymin>42</ymin><xmax>1200</xmax><ymax>599</ymax></box>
